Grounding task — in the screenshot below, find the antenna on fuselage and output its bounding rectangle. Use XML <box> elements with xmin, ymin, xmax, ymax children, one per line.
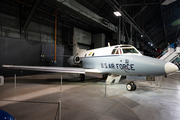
<box><xmin>108</xmin><ymin>42</ymin><xmax>110</xmax><ymax>47</ymax></box>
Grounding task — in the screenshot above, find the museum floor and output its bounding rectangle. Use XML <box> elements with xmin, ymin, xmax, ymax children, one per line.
<box><xmin>0</xmin><ymin>72</ymin><xmax>180</xmax><ymax>120</ymax></box>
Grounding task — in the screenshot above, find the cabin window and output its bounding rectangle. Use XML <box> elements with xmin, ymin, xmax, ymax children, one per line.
<box><xmin>116</xmin><ymin>48</ymin><xmax>122</xmax><ymax>55</ymax></box>
<box><xmin>116</xmin><ymin>50</ymin><xmax>119</xmax><ymax>54</ymax></box>
<box><xmin>116</xmin><ymin>49</ymin><xmax>122</xmax><ymax>54</ymax></box>
<box><xmin>120</xmin><ymin>49</ymin><xmax>122</xmax><ymax>54</ymax></box>
<box><xmin>122</xmin><ymin>48</ymin><xmax>138</xmax><ymax>53</ymax></box>
<box><xmin>111</xmin><ymin>49</ymin><xmax>117</xmax><ymax>54</ymax></box>
<box><xmin>92</xmin><ymin>53</ymin><xmax>95</xmax><ymax>56</ymax></box>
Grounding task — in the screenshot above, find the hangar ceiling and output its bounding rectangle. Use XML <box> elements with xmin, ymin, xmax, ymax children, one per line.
<box><xmin>74</xmin><ymin>0</ymin><xmax>180</xmax><ymax>50</ymax></box>
<box><xmin>0</xmin><ymin>0</ymin><xmax>180</xmax><ymax>51</ymax></box>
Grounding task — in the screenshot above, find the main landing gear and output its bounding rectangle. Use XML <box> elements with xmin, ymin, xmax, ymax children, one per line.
<box><xmin>78</xmin><ymin>74</ymin><xmax>85</xmax><ymax>82</ymax></box>
<box><xmin>126</xmin><ymin>81</ymin><xmax>136</xmax><ymax>91</ymax></box>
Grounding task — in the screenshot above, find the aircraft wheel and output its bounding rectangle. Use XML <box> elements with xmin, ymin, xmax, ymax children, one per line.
<box><xmin>130</xmin><ymin>81</ymin><xmax>136</xmax><ymax>91</ymax></box>
<box><xmin>126</xmin><ymin>83</ymin><xmax>133</xmax><ymax>91</ymax></box>
<box><xmin>126</xmin><ymin>81</ymin><xmax>136</xmax><ymax>91</ymax></box>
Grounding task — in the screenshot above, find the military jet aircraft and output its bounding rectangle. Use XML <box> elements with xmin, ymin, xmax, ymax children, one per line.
<box><xmin>3</xmin><ymin>40</ymin><xmax>178</xmax><ymax>91</ymax></box>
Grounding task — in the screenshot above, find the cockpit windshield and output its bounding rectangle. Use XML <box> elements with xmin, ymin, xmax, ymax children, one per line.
<box><xmin>122</xmin><ymin>48</ymin><xmax>138</xmax><ymax>54</ymax></box>
<box><xmin>111</xmin><ymin>45</ymin><xmax>140</xmax><ymax>55</ymax></box>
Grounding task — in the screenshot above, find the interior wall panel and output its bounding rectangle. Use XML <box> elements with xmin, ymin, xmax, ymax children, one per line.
<box><xmin>0</xmin><ymin>36</ymin><xmax>66</xmax><ymax>77</ymax></box>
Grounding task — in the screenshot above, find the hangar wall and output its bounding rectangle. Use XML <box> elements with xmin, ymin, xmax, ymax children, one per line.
<box><xmin>92</xmin><ymin>33</ymin><xmax>105</xmax><ymax>48</ymax></box>
<box><xmin>0</xmin><ymin>13</ymin><xmax>62</xmax><ymax>44</ymax></box>
<box><xmin>0</xmin><ymin>36</ymin><xmax>67</xmax><ymax>77</ymax></box>
<box><xmin>0</xmin><ymin>1</ymin><xmax>110</xmax><ymax>77</ymax></box>
<box><xmin>0</xmin><ymin>1</ymin><xmax>76</xmax><ymax>77</ymax></box>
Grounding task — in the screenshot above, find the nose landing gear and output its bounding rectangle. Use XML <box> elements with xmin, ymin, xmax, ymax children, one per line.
<box><xmin>126</xmin><ymin>81</ymin><xmax>136</xmax><ymax>91</ymax></box>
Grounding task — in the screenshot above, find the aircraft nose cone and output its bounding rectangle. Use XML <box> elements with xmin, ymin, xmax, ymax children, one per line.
<box><xmin>164</xmin><ymin>62</ymin><xmax>178</xmax><ymax>74</ymax></box>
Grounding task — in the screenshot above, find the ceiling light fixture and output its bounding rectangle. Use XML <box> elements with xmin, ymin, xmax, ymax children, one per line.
<box><xmin>114</xmin><ymin>11</ymin><xmax>121</xmax><ymax>16</ymax></box>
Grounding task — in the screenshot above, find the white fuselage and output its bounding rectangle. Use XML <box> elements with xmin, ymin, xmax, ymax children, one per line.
<box><xmin>67</xmin><ymin>44</ymin><xmax>178</xmax><ymax>76</ymax></box>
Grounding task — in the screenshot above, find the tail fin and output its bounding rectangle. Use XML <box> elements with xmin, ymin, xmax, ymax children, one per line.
<box><xmin>73</xmin><ymin>35</ymin><xmax>79</xmax><ymax>55</ymax></box>
<box><xmin>73</xmin><ymin>35</ymin><xmax>86</xmax><ymax>56</ymax></box>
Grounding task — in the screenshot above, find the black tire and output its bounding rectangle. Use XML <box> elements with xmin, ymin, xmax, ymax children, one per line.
<box><xmin>133</xmin><ymin>84</ymin><xmax>136</xmax><ymax>91</ymax></box>
<box><xmin>130</xmin><ymin>81</ymin><xmax>136</xmax><ymax>91</ymax></box>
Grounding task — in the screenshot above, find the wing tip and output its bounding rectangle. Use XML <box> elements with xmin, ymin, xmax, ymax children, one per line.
<box><xmin>2</xmin><ymin>65</ymin><xmax>12</xmax><ymax>68</ymax></box>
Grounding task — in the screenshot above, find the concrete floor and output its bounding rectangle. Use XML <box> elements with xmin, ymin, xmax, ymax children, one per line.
<box><xmin>0</xmin><ymin>72</ymin><xmax>180</xmax><ymax>120</ymax></box>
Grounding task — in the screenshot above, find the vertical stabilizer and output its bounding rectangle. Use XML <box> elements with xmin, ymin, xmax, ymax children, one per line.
<box><xmin>73</xmin><ymin>35</ymin><xmax>86</xmax><ymax>57</ymax></box>
<box><xmin>73</xmin><ymin>35</ymin><xmax>80</xmax><ymax>55</ymax></box>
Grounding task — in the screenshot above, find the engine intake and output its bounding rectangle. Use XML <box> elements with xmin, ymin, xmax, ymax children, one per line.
<box><xmin>67</xmin><ymin>55</ymin><xmax>81</xmax><ymax>66</ymax></box>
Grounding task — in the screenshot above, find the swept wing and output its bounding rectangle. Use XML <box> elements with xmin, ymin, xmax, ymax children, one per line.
<box><xmin>2</xmin><ymin>65</ymin><xmax>86</xmax><ymax>74</ymax></box>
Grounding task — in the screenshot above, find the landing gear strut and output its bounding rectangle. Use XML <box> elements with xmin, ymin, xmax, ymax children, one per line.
<box><xmin>126</xmin><ymin>81</ymin><xmax>136</xmax><ymax>91</ymax></box>
<box><xmin>80</xmin><ymin>74</ymin><xmax>85</xmax><ymax>82</ymax></box>
<box><xmin>77</xmin><ymin>74</ymin><xmax>85</xmax><ymax>82</ymax></box>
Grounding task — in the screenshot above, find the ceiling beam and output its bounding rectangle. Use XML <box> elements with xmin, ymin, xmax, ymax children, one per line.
<box><xmin>44</xmin><ymin>0</ymin><xmax>117</xmax><ymax>32</ymax></box>
<box><xmin>105</xmin><ymin>0</ymin><xmax>157</xmax><ymax>49</ymax></box>
<box><xmin>122</xmin><ymin>2</ymin><xmax>160</xmax><ymax>7</ymax></box>
<box><xmin>22</xmin><ymin>0</ymin><xmax>42</xmax><ymax>30</ymax></box>
<box><xmin>132</xmin><ymin>6</ymin><xmax>147</xmax><ymax>19</ymax></box>
<box><xmin>160</xmin><ymin>2</ymin><xmax>168</xmax><ymax>46</ymax></box>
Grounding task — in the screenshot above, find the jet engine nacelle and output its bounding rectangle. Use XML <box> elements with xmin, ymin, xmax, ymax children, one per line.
<box><xmin>67</xmin><ymin>55</ymin><xmax>81</xmax><ymax>66</ymax></box>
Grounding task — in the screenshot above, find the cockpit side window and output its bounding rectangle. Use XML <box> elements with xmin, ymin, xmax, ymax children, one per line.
<box><xmin>116</xmin><ymin>49</ymin><xmax>122</xmax><ymax>54</ymax></box>
<box><xmin>111</xmin><ymin>49</ymin><xmax>117</xmax><ymax>54</ymax></box>
<box><xmin>116</xmin><ymin>50</ymin><xmax>119</xmax><ymax>54</ymax></box>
